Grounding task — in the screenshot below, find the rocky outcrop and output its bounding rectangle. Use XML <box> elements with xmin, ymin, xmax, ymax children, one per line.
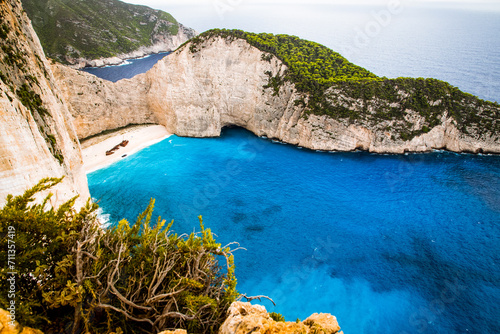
<box><xmin>54</xmin><ymin>35</ymin><xmax>499</xmax><ymax>154</ymax></box>
<box><xmin>219</xmin><ymin>302</ymin><xmax>343</xmax><ymax>334</ymax></box>
<box><xmin>0</xmin><ymin>309</ymin><xmax>43</xmax><ymax>334</ymax></box>
<box><xmin>0</xmin><ymin>0</ymin><xmax>89</xmax><ymax>207</ymax></box>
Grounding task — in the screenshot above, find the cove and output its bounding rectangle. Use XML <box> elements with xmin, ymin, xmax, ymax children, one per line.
<box><xmin>80</xmin><ymin>52</ymin><xmax>170</xmax><ymax>82</ymax></box>
<box><xmin>87</xmin><ymin>128</ymin><xmax>500</xmax><ymax>334</ymax></box>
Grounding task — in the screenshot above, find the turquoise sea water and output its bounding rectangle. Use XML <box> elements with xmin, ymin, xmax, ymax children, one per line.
<box><xmin>83</xmin><ymin>5</ymin><xmax>500</xmax><ymax>331</ymax></box>
<box><xmin>88</xmin><ymin>128</ymin><xmax>500</xmax><ymax>334</ymax></box>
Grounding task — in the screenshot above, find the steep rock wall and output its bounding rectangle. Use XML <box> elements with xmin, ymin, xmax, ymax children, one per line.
<box><xmin>51</xmin><ymin>64</ymin><xmax>157</xmax><ymax>140</ymax></box>
<box><xmin>0</xmin><ymin>0</ymin><xmax>89</xmax><ymax>207</ymax></box>
<box><xmin>54</xmin><ymin>36</ymin><xmax>500</xmax><ymax>154</ymax></box>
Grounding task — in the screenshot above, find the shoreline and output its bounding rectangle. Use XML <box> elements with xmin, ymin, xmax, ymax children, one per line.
<box><xmin>81</xmin><ymin>125</ymin><xmax>171</xmax><ymax>174</ymax></box>
<box><xmin>78</xmin><ymin>51</ymin><xmax>172</xmax><ymax>70</ymax></box>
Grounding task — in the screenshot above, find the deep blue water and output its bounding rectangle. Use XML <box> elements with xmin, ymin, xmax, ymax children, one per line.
<box><xmin>80</xmin><ymin>52</ymin><xmax>169</xmax><ymax>82</ymax></box>
<box><xmin>88</xmin><ymin>128</ymin><xmax>500</xmax><ymax>334</ymax></box>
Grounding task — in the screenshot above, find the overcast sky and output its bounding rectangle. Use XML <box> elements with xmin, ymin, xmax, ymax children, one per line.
<box><xmin>122</xmin><ymin>0</ymin><xmax>500</xmax><ymax>7</ymax></box>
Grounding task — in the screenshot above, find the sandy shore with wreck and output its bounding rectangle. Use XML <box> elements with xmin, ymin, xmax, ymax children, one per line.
<box><xmin>81</xmin><ymin>125</ymin><xmax>171</xmax><ymax>173</ymax></box>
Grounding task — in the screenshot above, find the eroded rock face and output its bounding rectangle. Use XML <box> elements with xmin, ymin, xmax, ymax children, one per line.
<box><xmin>0</xmin><ymin>309</ymin><xmax>43</xmax><ymax>334</ymax></box>
<box><xmin>218</xmin><ymin>302</ymin><xmax>343</xmax><ymax>334</ymax></box>
<box><xmin>0</xmin><ymin>0</ymin><xmax>89</xmax><ymax>207</ymax></box>
<box><xmin>54</xmin><ymin>35</ymin><xmax>500</xmax><ymax>154</ymax></box>
<box><xmin>51</xmin><ymin>64</ymin><xmax>157</xmax><ymax>140</ymax></box>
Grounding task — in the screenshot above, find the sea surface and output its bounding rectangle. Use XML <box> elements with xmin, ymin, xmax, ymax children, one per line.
<box><xmin>80</xmin><ymin>52</ymin><xmax>169</xmax><ymax>82</ymax></box>
<box><xmin>84</xmin><ymin>4</ymin><xmax>500</xmax><ymax>333</ymax></box>
<box><xmin>88</xmin><ymin>128</ymin><xmax>500</xmax><ymax>334</ymax></box>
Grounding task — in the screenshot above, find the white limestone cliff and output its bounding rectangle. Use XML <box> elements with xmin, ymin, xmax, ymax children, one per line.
<box><xmin>51</xmin><ymin>65</ymin><xmax>157</xmax><ymax>139</ymax></box>
<box><xmin>54</xmin><ymin>35</ymin><xmax>499</xmax><ymax>154</ymax></box>
<box><xmin>0</xmin><ymin>0</ymin><xmax>89</xmax><ymax>207</ymax></box>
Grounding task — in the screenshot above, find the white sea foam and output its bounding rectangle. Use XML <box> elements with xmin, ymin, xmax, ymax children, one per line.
<box><xmin>95</xmin><ymin>206</ymin><xmax>111</xmax><ymax>228</ymax></box>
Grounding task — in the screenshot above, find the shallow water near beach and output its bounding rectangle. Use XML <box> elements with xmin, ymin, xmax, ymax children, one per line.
<box><xmin>88</xmin><ymin>128</ymin><xmax>500</xmax><ymax>334</ymax></box>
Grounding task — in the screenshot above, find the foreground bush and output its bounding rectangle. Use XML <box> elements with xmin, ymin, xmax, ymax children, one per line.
<box><xmin>0</xmin><ymin>178</ymin><xmax>239</xmax><ymax>333</ymax></box>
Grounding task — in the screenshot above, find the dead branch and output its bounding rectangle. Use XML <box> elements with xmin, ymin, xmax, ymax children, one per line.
<box><xmin>238</xmin><ymin>294</ymin><xmax>276</xmax><ymax>306</ymax></box>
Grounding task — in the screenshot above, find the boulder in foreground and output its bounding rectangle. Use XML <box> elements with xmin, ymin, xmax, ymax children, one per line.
<box><xmin>219</xmin><ymin>302</ymin><xmax>343</xmax><ymax>334</ymax></box>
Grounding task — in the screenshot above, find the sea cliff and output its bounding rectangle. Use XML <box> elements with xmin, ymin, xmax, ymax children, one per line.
<box><xmin>53</xmin><ymin>33</ymin><xmax>499</xmax><ymax>154</ymax></box>
<box><xmin>0</xmin><ymin>0</ymin><xmax>89</xmax><ymax>207</ymax></box>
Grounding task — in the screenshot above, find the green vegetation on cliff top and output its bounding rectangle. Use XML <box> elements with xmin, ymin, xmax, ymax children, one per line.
<box><xmin>21</xmin><ymin>0</ymin><xmax>186</xmax><ymax>63</ymax></box>
<box><xmin>190</xmin><ymin>29</ymin><xmax>499</xmax><ymax>140</ymax></box>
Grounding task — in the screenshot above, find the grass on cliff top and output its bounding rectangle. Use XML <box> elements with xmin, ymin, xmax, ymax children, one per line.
<box><xmin>188</xmin><ymin>29</ymin><xmax>499</xmax><ymax>138</ymax></box>
<box><xmin>21</xmin><ymin>0</ymin><xmax>181</xmax><ymax>63</ymax></box>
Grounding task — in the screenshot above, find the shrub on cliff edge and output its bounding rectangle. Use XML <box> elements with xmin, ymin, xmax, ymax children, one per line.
<box><xmin>0</xmin><ymin>178</ymin><xmax>238</xmax><ymax>333</ymax></box>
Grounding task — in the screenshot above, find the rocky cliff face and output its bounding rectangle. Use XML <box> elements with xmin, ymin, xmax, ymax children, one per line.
<box><xmin>55</xmin><ymin>35</ymin><xmax>500</xmax><ymax>154</ymax></box>
<box><xmin>0</xmin><ymin>0</ymin><xmax>89</xmax><ymax>207</ymax></box>
<box><xmin>51</xmin><ymin>64</ymin><xmax>157</xmax><ymax>139</ymax></box>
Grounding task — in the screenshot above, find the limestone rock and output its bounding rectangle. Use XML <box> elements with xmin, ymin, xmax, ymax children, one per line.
<box><xmin>303</xmin><ymin>313</ymin><xmax>342</xmax><ymax>333</ymax></box>
<box><xmin>51</xmin><ymin>64</ymin><xmax>157</xmax><ymax>140</ymax></box>
<box><xmin>158</xmin><ymin>330</ymin><xmax>187</xmax><ymax>334</ymax></box>
<box><xmin>0</xmin><ymin>309</ymin><xmax>43</xmax><ymax>334</ymax></box>
<box><xmin>0</xmin><ymin>0</ymin><xmax>89</xmax><ymax>208</ymax></box>
<box><xmin>218</xmin><ymin>302</ymin><xmax>343</xmax><ymax>334</ymax></box>
<box><xmin>53</xmin><ymin>35</ymin><xmax>500</xmax><ymax>154</ymax></box>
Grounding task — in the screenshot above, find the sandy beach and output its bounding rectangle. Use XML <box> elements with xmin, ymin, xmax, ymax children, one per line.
<box><xmin>81</xmin><ymin>125</ymin><xmax>171</xmax><ymax>173</ymax></box>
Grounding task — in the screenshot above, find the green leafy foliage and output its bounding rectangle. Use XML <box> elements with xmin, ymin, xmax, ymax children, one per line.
<box><xmin>16</xmin><ymin>83</ymin><xmax>49</xmax><ymax>116</ymax></box>
<box><xmin>188</xmin><ymin>29</ymin><xmax>499</xmax><ymax>140</ymax></box>
<box><xmin>326</xmin><ymin>77</ymin><xmax>499</xmax><ymax>138</ymax></box>
<box><xmin>21</xmin><ymin>0</ymin><xmax>185</xmax><ymax>63</ymax></box>
<box><xmin>0</xmin><ymin>23</ymin><xmax>10</xmax><ymax>39</ymax></box>
<box><xmin>0</xmin><ymin>177</ymin><xmax>96</xmax><ymax>329</ymax></box>
<box><xmin>1</xmin><ymin>41</ymin><xmax>26</xmax><ymax>70</ymax></box>
<box><xmin>189</xmin><ymin>29</ymin><xmax>376</xmax><ymax>92</ymax></box>
<box><xmin>270</xmin><ymin>312</ymin><xmax>286</xmax><ymax>322</ymax></box>
<box><xmin>0</xmin><ymin>179</ymin><xmax>239</xmax><ymax>333</ymax></box>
